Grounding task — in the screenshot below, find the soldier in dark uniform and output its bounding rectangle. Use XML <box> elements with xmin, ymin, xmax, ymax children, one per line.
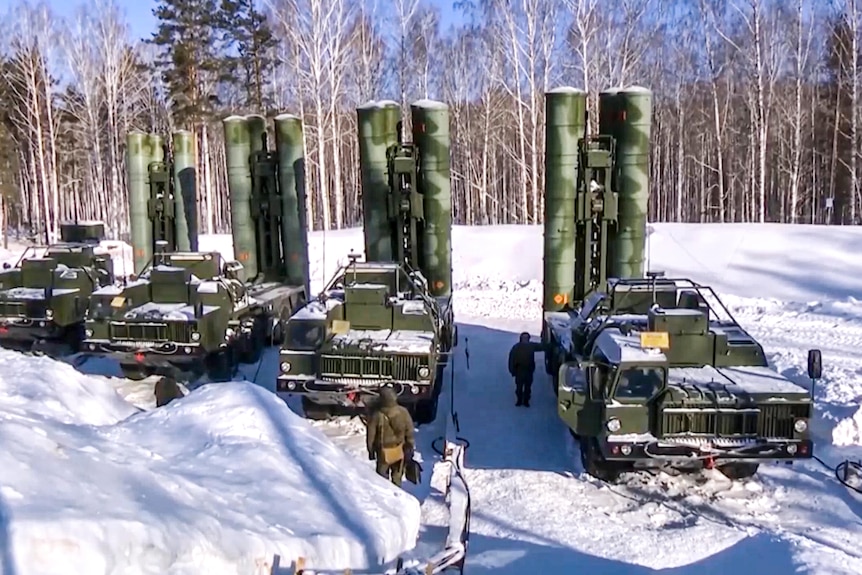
<box><xmin>508</xmin><ymin>332</ymin><xmax>544</xmax><ymax>407</ymax></box>
<box><xmin>366</xmin><ymin>387</ymin><xmax>416</xmax><ymax>487</ymax></box>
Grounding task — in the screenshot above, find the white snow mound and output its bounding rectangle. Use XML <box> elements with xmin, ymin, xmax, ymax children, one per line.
<box><xmin>0</xmin><ymin>351</ymin><xmax>420</xmax><ymax>574</ymax></box>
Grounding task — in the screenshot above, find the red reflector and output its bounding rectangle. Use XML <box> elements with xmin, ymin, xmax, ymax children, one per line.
<box><xmin>800</xmin><ymin>444</ymin><xmax>808</xmax><ymax>454</ymax></box>
<box><xmin>134</xmin><ymin>353</ymin><xmax>145</xmax><ymax>363</ymax></box>
<box><xmin>611</xmin><ymin>445</ymin><xmax>620</xmax><ymax>455</ymax></box>
<box><xmin>0</xmin><ymin>327</ymin><xmax>7</xmax><ymax>334</ymax></box>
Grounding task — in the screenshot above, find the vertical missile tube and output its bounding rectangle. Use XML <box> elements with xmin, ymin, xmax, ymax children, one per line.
<box><xmin>275</xmin><ymin>113</ymin><xmax>310</xmax><ymax>294</ymax></box>
<box><xmin>601</xmin><ymin>86</ymin><xmax>652</xmax><ymax>279</ymax></box>
<box><xmin>171</xmin><ymin>130</ymin><xmax>197</xmax><ymax>252</ymax></box>
<box><xmin>127</xmin><ymin>130</ymin><xmax>150</xmax><ymax>274</ymax></box>
<box><xmin>411</xmin><ymin>99</ymin><xmax>452</xmax><ymax>298</ymax></box>
<box><xmin>223</xmin><ymin>115</ymin><xmax>259</xmax><ymax>279</ymax></box>
<box><xmin>357</xmin><ymin>100</ymin><xmax>400</xmax><ymax>261</ymax></box>
<box><xmin>247</xmin><ymin>114</ymin><xmax>267</xmax><ymax>155</ymax></box>
<box><xmin>543</xmin><ymin>87</ymin><xmax>587</xmax><ymax>311</ymax></box>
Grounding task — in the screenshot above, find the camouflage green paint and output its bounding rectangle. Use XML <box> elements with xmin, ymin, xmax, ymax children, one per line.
<box><xmin>171</xmin><ymin>130</ymin><xmax>197</xmax><ymax>252</ymax></box>
<box><xmin>127</xmin><ymin>130</ymin><xmax>150</xmax><ymax>274</ymax></box>
<box><xmin>410</xmin><ymin>99</ymin><xmax>452</xmax><ymax>298</ymax></box>
<box><xmin>357</xmin><ymin>100</ymin><xmax>400</xmax><ymax>261</ymax></box>
<box><xmin>601</xmin><ymin>86</ymin><xmax>652</xmax><ymax>279</ymax></box>
<box><xmin>246</xmin><ymin>114</ymin><xmax>267</xmax><ymax>154</ymax></box>
<box><xmin>222</xmin><ymin>115</ymin><xmax>258</xmax><ymax>278</ymax></box>
<box><xmin>275</xmin><ymin>113</ymin><xmax>310</xmax><ymax>294</ymax></box>
<box><xmin>543</xmin><ymin>87</ymin><xmax>587</xmax><ymax>311</ymax></box>
<box><xmin>140</xmin><ymin>133</ymin><xmax>165</xmax><ymax>269</ymax></box>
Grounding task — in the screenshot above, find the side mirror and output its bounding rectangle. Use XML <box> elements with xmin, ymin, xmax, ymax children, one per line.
<box><xmin>807</xmin><ymin>349</ymin><xmax>822</xmax><ymax>380</ymax></box>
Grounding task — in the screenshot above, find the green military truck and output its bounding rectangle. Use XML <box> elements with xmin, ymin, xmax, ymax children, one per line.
<box><xmin>0</xmin><ymin>221</ymin><xmax>116</xmax><ymax>356</ymax></box>
<box><xmin>540</xmin><ymin>86</ymin><xmax>820</xmax><ymax>481</ymax></box>
<box><xmin>277</xmin><ymin>255</ymin><xmax>456</xmax><ymax>424</ymax></box>
<box><xmin>546</xmin><ymin>275</ymin><xmax>820</xmax><ymax>481</ymax></box>
<box><xmin>82</xmin><ymin>248</ymin><xmax>304</xmax><ymax>381</ymax></box>
<box><xmin>276</xmin><ymin>99</ymin><xmax>456</xmax><ymax>424</ymax></box>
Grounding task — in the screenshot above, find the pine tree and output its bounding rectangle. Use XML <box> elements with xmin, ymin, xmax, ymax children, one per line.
<box><xmin>149</xmin><ymin>0</ymin><xmax>225</xmax><ymax>128</ymax></box>
<box><xmin>217</xmin><ymin>0</ymin><xmax>277</xmax><ymax>113</ymax></box>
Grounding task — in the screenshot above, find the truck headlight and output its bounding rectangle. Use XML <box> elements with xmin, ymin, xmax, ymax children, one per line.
<box><xmin>281</xmin><ymin>361</ymin><xmax>291</xmax><ymax>373</ymax></box>
<box><xmin>606</xmin><ymin>418</ymin><xmax>621</xmax><ymax>432</ymax></box>
<box><xmin>191</xmin><ymin>331</ymin><xmax>201</xmax><ymax>341</ymax></box>
<box><xmin>84</xmin><ymin>329</ymin><xmax>93</xmax><ymax>338</ymax></box>
<box><xmin>794</xmin><ymin>419</ymin><xmax>808</xmax><ymax>433</ymax></box>
<box><xmin>45</xmin><ymin>309</ymin><xmax>53</xmax><ymax>319</ymax></box>
<box><xmin>418</xmin><ymin>366</ymin><xmax>430</xmax><ymax>379</ymax></box>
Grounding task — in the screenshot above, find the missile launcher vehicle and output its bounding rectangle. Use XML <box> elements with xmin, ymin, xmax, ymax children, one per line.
<box><xmin>0</xmin><ymin>221</ymin><xmax>117</xmax><ymax>356</ymax></box>
<box><xmin>541</xmin><ymin>86</ymin><xmax>821</xmax><ymax>482</ymax></box>
<box><xmin>276</xmin><ymin>99</ymin><xmax>457</xmax><ymax>424</ymax></box>
<box><xmin>80</xmin><ymin>123</ymin><xmax>309</xmax><ymax>381</ymax></box>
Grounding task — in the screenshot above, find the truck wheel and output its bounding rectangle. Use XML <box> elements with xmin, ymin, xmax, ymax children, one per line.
<box><xmin>301</xmin><ymin>397</ymin><xmax>333</xmax><ymax>420</ymax></box>
<box><xmin>207</xmin><ymin>349</ymin><xmax>237</xmax><ymax>382</ymax></box>
<box><xmin>718</xmin><ymin>462</ymin><xmax>759</xmax><ymax>480</ymax></box>
<box><xmin>120</xmin><ymin>363</ymin><xmax>152</xmax><ymax>381</ymax></box>
<box><xmin>413</xmin><ymin>396</ymin><xmax>439</xmax><ymax>425</ymax></box>
<box><xmin>580</xmin><ymin>437</ymin><xmax>622</xmax><ymax>483</ymax></box>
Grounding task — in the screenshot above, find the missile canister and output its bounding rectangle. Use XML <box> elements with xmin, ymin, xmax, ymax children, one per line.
<box><xmin>600</xmin><ymin>86</ymin><xmax>652</xmax><ymax>279</ymax></box>
<box><xmin>411</xmin><ymin>99</ymin><xmax>452</xmax><ymax>298</ymax></box>
<box><xmin>126</xmin><ymin>130</ymin><xmax>150</xmax><ymax>274</ymax></box>
<box><xmin>357</xmin><ymin>100</ymin><xmax>400</xmax><ymax>261</ymax></box>
<box><xmin>171</xmin><ymin>129</ymin><xmax>197</xmax><ymax>251</ymax></box>
<box><xmin>247</xmin><ymin>114</ymin><xmax>268</xmax><ymax>154</ymax></box>
<box><xmin>274</xmin><ymin>113</ymin><xmax>310</xmax><ymax>294</ymax></box>
<box><xmin>223</xmin><ymin>115</ymin><xmax>258</xmax><ymax>279</ymax></box>
<box><xmin>543</xmin><ymin>87</ymin><xmax>587</xmax><ymax>311</ymax></box>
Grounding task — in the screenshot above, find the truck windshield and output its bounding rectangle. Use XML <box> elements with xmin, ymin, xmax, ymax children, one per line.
<box><xmin>615</xmin><ymin>367</ymin><xmax>664</xmax><ymax>399</ymax></box>
<box><xmin>285</xmin><ymin>320</ymin><xmax>326</xmax><ymax>351</ymax></box>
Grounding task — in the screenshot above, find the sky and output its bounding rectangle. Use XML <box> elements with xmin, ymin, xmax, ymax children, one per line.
<box><xmin>0</xmin><ymin>0</ymin><xmax>465</xmax><ymax>42</ymax></box>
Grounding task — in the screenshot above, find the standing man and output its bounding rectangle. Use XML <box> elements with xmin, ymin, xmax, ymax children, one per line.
<box><xmin>366</xmin><ymin>386</ymin><xmax>416</xmax><ymax>487</ymax></box>
<box><xmin>508</xmin><ymin>332</ymin><xmax>544</xmax><ymax>407</ymax></box>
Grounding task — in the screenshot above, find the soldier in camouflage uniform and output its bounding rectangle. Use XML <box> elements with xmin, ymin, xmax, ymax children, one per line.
<box><xmin>366</xmin><ymin>386</ymin><xmax>416</xmax><ymax>487</ymax></box>
<box><xmin>508</xmin><ymin>332</ymin><xmax>545</xmax><ymax>407</ymax></box>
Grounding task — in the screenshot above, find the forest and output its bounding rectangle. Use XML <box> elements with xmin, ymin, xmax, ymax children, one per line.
<box><xmin>0</xmin><ymin>0</ymin><xmax>860</xmax><ymax>244</ymax></box>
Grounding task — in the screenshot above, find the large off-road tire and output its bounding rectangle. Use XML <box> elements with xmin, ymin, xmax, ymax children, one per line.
<box><xmin>206</xmin><ymin>348</ymin><xmax>237</xmax><ymax>382</ymax></box>
<box><xmin>413</xmin><ymin>395</ymin><xmax>439</xmax><ymax>425</ymax></box>
<box><xmin>580</xmin><ymin>437</ymin><xmax>624</xmax><ymax>483</ymax></box>
<box><xmin>301</xmin><ymin>396</ymin><xmax>333</xmax><ymax>420</ymax></box>
<box><xmin>238</xmin><ymin>327</ymin><xmax>265</xmax><ymax>364</ymax></box>
<box><xmin>718</xmin><ymin>462</ymin><xmax>760</xmax><ymax>480</ymax></box>
<box><xmin>120</xmin><ymin>363</ymin><xmax>153</xmax><ymax>381</ymax></box>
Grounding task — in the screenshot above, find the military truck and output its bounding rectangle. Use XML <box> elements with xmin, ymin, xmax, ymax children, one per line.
<box><xmin>81</xmin><ymin>247</ymin><xmax>303</xmax><ymax>380</ymax></box>
<box><xmin>540</xmin><ymin>86</ymin><xmax>821</xmax><ymax>482</ymax></box>
<box><xmin>276</xmin><ymin>99</ymin><xmax>457</xmax><ymax>424</ymax></box>
<box><xmin>0</xmin><ymin>221</ymin><xmax>116</xmax><ymax>356</ymax></box>
<box><xmin>80</xmin><ymin>121</ymin><xmax>308</xmax><ymax>381</ymax></box>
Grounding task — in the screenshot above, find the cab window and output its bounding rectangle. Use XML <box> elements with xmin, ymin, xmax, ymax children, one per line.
<box><xmin>614</xmin><ymin>367</ymin><xmax>664</xmax><ymax>399</ymax></box>
<box><xmin>285</xmin><ymin>320</ymin><xmax>326</xmax><ymax>351</ymax></box>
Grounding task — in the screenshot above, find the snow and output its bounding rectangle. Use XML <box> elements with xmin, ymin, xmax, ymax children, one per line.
<box><xmin>547</xmin><ymin>86</ymin><xmax>586</xmax><ymax>94</ymax></box>
<box><xmin>0</xmin><ymin>352</ymin><xmax>419</xmax><ymax>573</ymax></box>
<box><xmin>122</xmin><ymin>301</ymin><xmax>219</xmax><ymax>321</ymax></box>
<box><xmin>5</xmin><ymin>222</ymin><xmax>862</xmax><ymax>574</ymax></box>
<box><xmin>411</xmin><ymin>98</ymin><xmax>448</xmax><ymax>110</ymax></box>
<box><xmin>330</xmin><ymin>329</ymin><xmax>435</xmax><ymax>355</ymax></box>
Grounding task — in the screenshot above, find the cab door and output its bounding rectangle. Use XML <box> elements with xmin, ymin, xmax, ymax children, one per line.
<box><xmin>557</xmin><ymin>361</ymin><xmax>591</xmax><ymax>436</ymax></box>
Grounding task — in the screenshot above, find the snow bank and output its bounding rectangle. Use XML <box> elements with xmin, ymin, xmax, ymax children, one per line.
<box><xmin>0</xmin><ymin>350</ymin><xmax>420</xmax><ymax>574</ymax></box>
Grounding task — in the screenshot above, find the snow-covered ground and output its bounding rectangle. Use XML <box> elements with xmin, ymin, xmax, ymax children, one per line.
<box><xmin>0</xmin><ymin>352</ymin><xmax>419</xmax><ymax>574</ymax></box>
<box><xmin>2</xmin><ymin>222</ymin><xmax>862</xmax><ymax>574</ymax></box>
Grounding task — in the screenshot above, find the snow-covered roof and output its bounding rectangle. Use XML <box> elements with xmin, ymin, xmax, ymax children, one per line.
<box><xmin>412</xmin><ymin>98</ymin><xmax>448</xmax><ymax>110</ymax></box>
<box><xmin>595</xmin><ymin>328</ymin><xmax>668</xmax><ymax>364</ymax></box>
<box><xmin>0</xmin><ymin>287</ymin><xmax>79</xmax><ymax>300</ymax></box>
<box><xmin>291</xmin><ymin>297</ymin><xmax>342</xmax><ymax>321</ymax></box>
<box><xmin>330</xmin><ymin>329</ymin><xmax>434</xmax><ymax>354</ymax></box>
<box><xmin>667</xmin><ymin>365</ymin><xmax>808</xmax><ymax>396</ymax></box>
<box><xmin>547</xmin><ymin>86</ymin><xmax>586</xmax><ymax>95</ymax></box>
<box><xmin>123</xmin><ymin>301</ymin><xmax>218</xmax><ymax>321</ymax></box>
